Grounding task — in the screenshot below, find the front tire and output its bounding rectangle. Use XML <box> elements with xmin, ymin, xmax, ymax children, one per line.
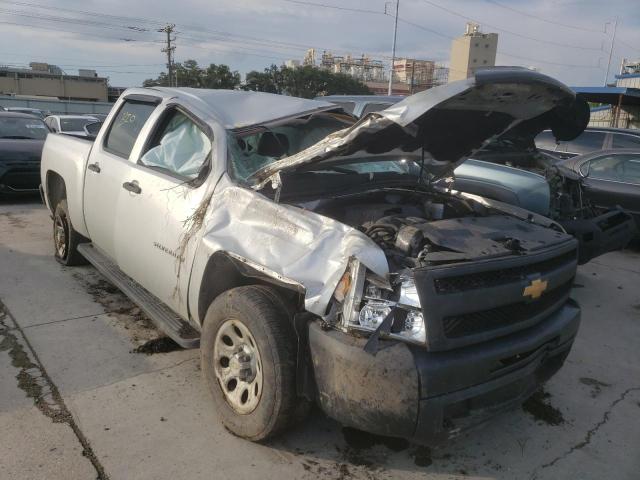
<box><xmin>53</xmin><ymin>199</ymin><xmax>87</xmax><ymax>266</ymax></box>
<box><xmin>201</xmin><ymin>285</ymin><xmax>297</xmax><ymax>441</ymax></box>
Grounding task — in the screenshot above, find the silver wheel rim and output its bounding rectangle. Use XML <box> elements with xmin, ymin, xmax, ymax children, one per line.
<box><xmin>54</xmin><ymin>214</ymin><xmax>67</xmax><ymax>258</ymax></box>
<box><xmin>213</xmin><ymin>319</ymin><xmax>263</xmax><ymax>414</ymax></box>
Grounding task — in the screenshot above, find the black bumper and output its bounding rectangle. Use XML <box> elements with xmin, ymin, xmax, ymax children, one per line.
<box><xmin>560</xmin><ymin>208</ymin><xmax>637</xmax><ymax>264</ymax></box>
<box><xmin>308</xmin><ymin>299</ymin><xmax>580</xmax><ymax>444</ymax></box>
<box><xmin>0</xmin><ymin>162</ymin><xmax>41</xmax><ymax>194</ymax></box>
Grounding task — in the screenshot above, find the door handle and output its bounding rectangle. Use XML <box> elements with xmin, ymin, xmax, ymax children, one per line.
<box><xmin>87</xmin><ymin>162</ymin><xmax>101</xmax><ymax>173</ymax></box>
<box><xmin>122</xmin><ymin>181</ymin><xmax>141</xmax><ymax>194</ymax></box>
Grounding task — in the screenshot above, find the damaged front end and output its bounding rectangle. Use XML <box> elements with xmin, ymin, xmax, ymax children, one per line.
<box><xmin>303</xmin><ymin>187</ymin><xmax>580</xmax><ymax>443</ymax></box>
<box><xmin>218</xmin><ymin>68</ymin><xmax>588</xmax><ymax>443</ymax></box>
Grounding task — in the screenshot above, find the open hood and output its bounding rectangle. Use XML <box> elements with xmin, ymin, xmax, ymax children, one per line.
<box><xmin>251</xmin><ymin>67</ymin><xmax>589</xmax><ymax>188</ymax></box>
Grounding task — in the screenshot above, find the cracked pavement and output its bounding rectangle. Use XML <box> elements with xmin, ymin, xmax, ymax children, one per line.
<box><xmin>1</xmin><ymin>199</ymin><xmax>639</xmax><ymax>480</ymax></box>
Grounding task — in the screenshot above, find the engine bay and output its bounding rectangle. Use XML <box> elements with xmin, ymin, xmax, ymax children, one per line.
<box><xmin>299</xmin><ymin>188</ymin><xmax>569</xmax><ymax>272</ymax></box>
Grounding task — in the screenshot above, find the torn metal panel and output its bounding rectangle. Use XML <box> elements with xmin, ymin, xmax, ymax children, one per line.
<box><xmin>198</xmin><ymin>182</ymin><xmax>388</xmax><ymax>316</ymax></box>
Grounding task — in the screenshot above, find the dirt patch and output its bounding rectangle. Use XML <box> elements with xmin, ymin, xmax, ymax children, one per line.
<box><xmin>522</xmin><ymin>388</ymin><xmax>565</xmax><ymax>426</ymax></box>
<box><xmin>72</xmin><ymin>270</ymin><xmax>158</xmax><ymax>345</ymax></box>
<box><xmin>0</xmin><ymin>302</ymin><xmax>108</xmax><ymax>479</ymax></box>
<box><xmin>133</xmin><ymin>337</ymin><xmax>182</xmax><ymax>355</ymax></box>
<box><xmin>410</xmin><ymin>445</ymin><xmax>433</xmax><ymax>467</ymax></box>
<box><xmin>342</xmin><ymin>427</ymin><xmax>409</xmax><ymax>452</ymax></box>
<box><xmin>337</xmin><ymin>427</ymin><xmax>409</xmax><ymax>467</ymax></box>
<box><xmin>0</xmin><ymin>211</ymin><xmax>26</xmax><ymax>228</ymax></box>
<box><xmin>580</xmin><ymin>377</ymin><xmax>611</xmax><ymax>398</ymax></box>
<box><xmin>632</xmin><ymin>304</ymin><xmax>640</xmax><ymax>311</ymax></box>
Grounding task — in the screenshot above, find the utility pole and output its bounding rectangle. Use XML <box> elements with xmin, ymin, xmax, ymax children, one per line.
<box><xmin>604</xmin><ymin>17</ymin><xmax>618</xmax><ymax>87</ymax></box>
<box><xmin>159</xmin><ymin>24</ymin><xmax>176</xmax><ymax>87</ymax></box>
<box><xmin>387</xmin><ymin>0</ymin><xmax>399</xmax><ymax>96</ymax></box>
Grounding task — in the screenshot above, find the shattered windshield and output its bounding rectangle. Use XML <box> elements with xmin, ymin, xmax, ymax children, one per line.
<box><xmin>227</xmin><ymin>112</ymin><xmax>353</xmax><ymax>183</ymax></box>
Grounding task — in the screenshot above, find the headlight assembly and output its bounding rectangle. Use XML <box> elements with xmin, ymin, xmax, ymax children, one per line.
<box><xmin>336</xmin><ymin>261</ymin><xmax>426</xmax><ymax>346</ymax></box>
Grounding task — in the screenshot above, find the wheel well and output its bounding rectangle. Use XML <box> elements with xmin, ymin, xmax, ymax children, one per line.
<box><xmin>197</xmin><ymin>252</ymin><xmax>305</xmax><ymax>324</ymax></box>
<box><xmin>46</xmin><ymin>171</ymin><xmax>66</xmax><ymax>212</ymax></box>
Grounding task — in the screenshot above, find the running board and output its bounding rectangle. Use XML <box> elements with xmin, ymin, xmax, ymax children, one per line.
<box><xmin>77</xmin><ymin>243</ymin><xmax>200</xmax><ymax>349</ymax></box>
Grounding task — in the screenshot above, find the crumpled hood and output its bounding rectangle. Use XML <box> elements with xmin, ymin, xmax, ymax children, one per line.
<box><xmin>251</xmin><ymin>67</ymin><xmax>589</xmax><ymax>187</ymax></box>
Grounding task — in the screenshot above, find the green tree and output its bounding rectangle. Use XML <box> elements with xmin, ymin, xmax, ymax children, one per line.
<box><xmin>143</xmin><ymin>60</ymin><xmax>240</xmax><ymax>89</ymax></box>
<box><xmin>243</xmin><ymin>64</ymin><xmax>371</xmax><ymax>98</ymax></box>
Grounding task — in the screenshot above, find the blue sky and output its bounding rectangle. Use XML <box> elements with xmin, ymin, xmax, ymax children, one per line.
<box><xmin>0</xmin><ymin>0</ymin><xmax>638</xmax><ymax>88</ymax></box>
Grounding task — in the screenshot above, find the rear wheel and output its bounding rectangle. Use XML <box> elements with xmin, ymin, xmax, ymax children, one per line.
<box><xmin>53</xmin><ymin>199</ymin><xmax>87</xmax><ymax>266</ymax></box>
<box><xmin>201</xmin><ymin>285</ymin><xmax>298</xmax><ymax>441</ymax></box>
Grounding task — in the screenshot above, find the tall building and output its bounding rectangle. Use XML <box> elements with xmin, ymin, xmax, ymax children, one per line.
<box><xmin>393</xmin><ymin>59</ymin><xmax>434</xmax><ymax>92</ymax></box>
<box><xmin>449</xmin><ymin>23</ymin><xmax>498</xmax><ymax>82</ymax></box>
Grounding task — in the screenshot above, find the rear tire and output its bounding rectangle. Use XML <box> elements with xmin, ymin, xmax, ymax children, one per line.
<box><xmin>53</xmin><ymin>199</ymin><xmax>87</xmax><ymax>266</ymax></box>
<box><xmin>201</xmin><ymin>285</ymin><xmax>298</xmax><ymax>441</ymax></box>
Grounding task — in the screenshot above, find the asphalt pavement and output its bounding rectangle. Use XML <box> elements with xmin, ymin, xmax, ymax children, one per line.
<box><xmin>1</xmin><ymin>197</ymin><xmax>639</xmax><ymax>480</ymax></box>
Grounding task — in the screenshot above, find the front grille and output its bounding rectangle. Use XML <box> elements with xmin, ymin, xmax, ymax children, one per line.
<box><xmin>442</xmin><ymin>279</ymin><xmax>573</xmax><ymax>338</ymax></box>
<box><xmin>434</xmin><ymin>249</ymin><xmax>577</xmax><ymax>294</ymax></box>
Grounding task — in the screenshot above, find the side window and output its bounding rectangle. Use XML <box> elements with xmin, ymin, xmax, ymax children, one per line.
<box><xmin>565</xmin><ymin>131</ymin><xmax>605</xmax><ymax>154</ymax></box>
<box><xmin>611</xmin><ymin>133</ymin><xmax>640</xmax><ymax>149</ymax></box>
<box><xmin>360</xmin><ymin>102</ymin><xmax>393</xmax><ymax>116</ymax></box>
<box><xmin>586</xmin><ymin>154</ymin><xmax>640</xmax><ymax>183</ymax></box>
<box><xmin>104</xmin><ymin>101</ymin><xmax>156</xmax><ymax>158</ymax></box>
<box><xmin>139</xmin><ymin>109</ymin><xmax>211</xmax><ymax>180</ymax></box>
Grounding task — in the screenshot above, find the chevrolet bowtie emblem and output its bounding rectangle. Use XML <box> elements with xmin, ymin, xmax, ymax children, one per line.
<box><xmin>523</xmin><ymin>278</ymin><xmax>548</xmax><ymax>299</ymax></box>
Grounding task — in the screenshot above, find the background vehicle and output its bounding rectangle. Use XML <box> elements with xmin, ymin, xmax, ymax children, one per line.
<box><xmin>536</xmin><ymin>127</ymin><xmax>640</xmax><ymax>160</ymax></box>
<box><xmin>40</xmin><ymin>69</ymin><xmax>585</xmax><ymax>444</ymax></box>
<box><xmin>5</xmin><ymin>107</ymin><xmax>47</xmax><ymax>119</ymax></box>
<box><xmin>0</xmin><ymin>112</ymin><xmax>48</xmax><ymax>194</ymax></box>
<box><xmin>315</xmin><ymin>94</ymin><xmax>404</xmax><ymax>117</ymax></box>
<box><xmin>555</xmin><ymin>149</ymin><xmax>640</xmax><ymax>229</ymax></box>
<box><xmin>82</xmin><ymin>121</ymin><xmax>103</xmax><ymax>140</ymax></box>
<box><xmin>82</xmin><ymin>113</ymin><xmax>108</xmax><ymax>121</ymax></box>
<box><xmin>452</xmin><ymin>157</ymin><xmax>636</xmax><ymax>263</ymax></box>
<box><xmin>44</xmin><ymin>115</ymin><xmax>98</xmax><ymax>137</ymax></box>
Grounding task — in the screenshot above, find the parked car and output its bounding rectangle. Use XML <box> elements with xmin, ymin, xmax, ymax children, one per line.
<box><xmin>536</xmin><ymin>127</ymin><xmax>640</xmax><ymax>160</ymax></box>
<box><xmin>555</xmin><ymin>149</ymin><xmax>640</xmax><ymax>228</ymax></box>
<box><xmin>82</xmin><ymin>113</ymin><xmax>108</xmax><ymax>121</ymax></box>
<box><xmin>82</xmin><ymin>121</ymin><xmax>103</xmax><ymax>140</ymax></box>
<box><xmin>5</xmin><ymin>107</ymin><xmax>48</xmax><ymax>119</ymax></box>
<box><xmin>453</xmin><ymin>158</ymin><xmax>636</xmax><ymax>263</ymax></box>
<box><xmin>44</xmin><ymin>115</ymin><xmax>98</xmax><ymax>137</ymax></box>
<box><xmin>315</xmin><ymin>94</ymin><xmax>404</xmax><ymax>117</ymax></box>
<box><xmin>42</xmin><ymin>68</ymin><xmax>585</xmax><ymax>445</ymax></box>
<box><xmin>0</xmin><ymin>112</ymin><xmax>48</xmax><ymax>194</ymax></box>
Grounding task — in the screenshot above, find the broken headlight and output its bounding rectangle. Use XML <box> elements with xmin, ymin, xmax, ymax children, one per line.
<box><xmin>338</xmin><ymin>261</ymin><xmax>426</xmax><ymax>346</ymax></box>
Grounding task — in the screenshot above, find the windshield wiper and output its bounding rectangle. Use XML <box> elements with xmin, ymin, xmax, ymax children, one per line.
<box><xmin>0</xmin><ymin>135</ymin><xmax>35</xmax><ymax>139</ymax></box>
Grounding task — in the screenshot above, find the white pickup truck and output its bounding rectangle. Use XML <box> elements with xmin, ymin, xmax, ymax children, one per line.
<box><xmin>40</xmin><ymin>68</ymin><xmax>585</xmax><ymax>444</ymax></box>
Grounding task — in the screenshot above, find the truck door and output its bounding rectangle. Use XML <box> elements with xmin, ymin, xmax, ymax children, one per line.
<box><xmin>114</xmin><ymin>105</ymin><xmax>214</xmax><ymax>317</ymax></box>
<box><xmin>83</xmin><ymin>96</ymin><xmax>159</xmax><ymax>260</ymax></box>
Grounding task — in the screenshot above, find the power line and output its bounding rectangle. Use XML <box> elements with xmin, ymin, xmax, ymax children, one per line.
<box><xmin>482</xmin><ymin>0</ymin><xmax>604</xmax><ymax>34</ymax></box>
<box><xmin>282</xmin><ymin>0</ymin><xmax>384</xmax><ymax>16</ymax></box>
<box><xmin>417</xmin><ymin>0</ymin><xmax>602</xmax><ymax>51</ymax></box>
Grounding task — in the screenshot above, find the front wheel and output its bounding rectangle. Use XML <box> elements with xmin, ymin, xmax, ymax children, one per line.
<box><xmin>53</xmin><ymin>199</ymin><xmax>87</xmax><ymax>266</ymax></box>
<box><xmin>201</xmin><ymin>285</ymin><xmax>298</xmax><ymax>441</ymax></box>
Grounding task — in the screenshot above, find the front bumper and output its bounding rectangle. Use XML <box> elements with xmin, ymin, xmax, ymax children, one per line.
<box><xmin>308</xmin><ymin>298</ymin><xmax>580</xmax><ymax>444</ymax></box>
<box><xmin>0</xmin><ymin>162</ymin><xmax>41</xmax><ymax>194</ymax></box>
<box><xmin>560</xmin><ymin>208</ymin><xmax>636</xmax><ymax>264</ymax></box>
